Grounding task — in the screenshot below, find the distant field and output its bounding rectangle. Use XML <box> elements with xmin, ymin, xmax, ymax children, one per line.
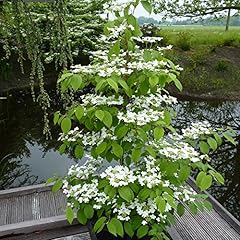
<box><xmin>158</xmin><ymin>26</ymin><xmax>240</xmax><ymax>48</ymax></box>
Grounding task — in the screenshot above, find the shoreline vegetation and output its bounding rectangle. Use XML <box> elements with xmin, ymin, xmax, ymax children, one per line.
<box><xmin>1</xmin><ymin>26</ymin><xmax>240</xmax><ymax>101</ymax></box>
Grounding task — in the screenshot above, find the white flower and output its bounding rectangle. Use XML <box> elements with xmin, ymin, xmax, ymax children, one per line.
<box><xmin>101</xmin><ymin>165</ymin><xmax>137</xmax><ymax>187</ymax></box>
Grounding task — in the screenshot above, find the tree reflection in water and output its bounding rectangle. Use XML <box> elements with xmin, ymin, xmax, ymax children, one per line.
<box><xmin>0</xmin><ymin>154</ymin><xmax>37</xmax><ymax>189</ymax></box>
<box><xmin>175</xmin><ymin>101</ymin><xmax>240</xmax><ymax>220</ymax></box>
<box><xmin>0</xmin><ymin>89</ymin><xmax>62</xmax><ymax>189</ymax></box>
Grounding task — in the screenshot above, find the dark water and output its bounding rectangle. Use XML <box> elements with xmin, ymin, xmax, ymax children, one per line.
<box><xmin>0</xmin><ymin>91</ymin><xmax>239</xmax><ymax>220</ymax></box>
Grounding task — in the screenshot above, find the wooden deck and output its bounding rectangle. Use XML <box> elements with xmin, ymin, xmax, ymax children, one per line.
<box><xmin>0</xmin><ymin>183</ymin><xmax>239</xmax><ymax>240</ymax></box>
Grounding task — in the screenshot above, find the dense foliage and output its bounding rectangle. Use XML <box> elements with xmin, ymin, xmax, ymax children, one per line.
<box><xmin>50</xmin><ymin>1</ymin><xmax>237</xmax><ymax>239</ymax></box>
<box><xmin>0</xmin><ymin>0</ymin><xmax>108</xmax><ymax>138</ymax></box>
<box><xmin>153</xmin><ymin>0</ymin><xmax>240</xmax><ymax>30</ymax></box>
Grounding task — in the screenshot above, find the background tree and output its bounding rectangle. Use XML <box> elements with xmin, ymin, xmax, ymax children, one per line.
<box><xmin>153</xmin><ymin>0</ymin><xmax>240</xmax><ymax>31</ymax></box>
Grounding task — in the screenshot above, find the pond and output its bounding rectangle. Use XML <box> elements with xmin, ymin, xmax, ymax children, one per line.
<box><xmin>0</xmin><ymin>90</ymin><xmax>239</xmax><ymax>220</ymax></box>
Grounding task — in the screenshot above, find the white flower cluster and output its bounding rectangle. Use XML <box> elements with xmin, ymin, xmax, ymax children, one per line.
<box><xmin>129</xmin><ymin>93</ymin><xmax>177</xmax><ymax>110</ymax></box>
<box><xmin>81</xmin><ymin>94</ymin><xmax>124</xmax><ymax>106</ymax></box>
<box><xmin>117</xmin><ymin>92</ymin><xmax>175</xmax><ymax>126</ymax></box>
<box><xmin>137</xmin><ymin>156</ymin><xmax>162</xmax><ymax>188</ymax></box>
<box><xmin>112</xmin><ymin>197</ymin><xmax>168</xmax><ymax>224</ymax></box>
<box><xmin>118</xmin><ymin>108</ymin><xmax>164</xmax><ymax>126</ymax></box>
<box><xmin>59</xmin><ymin>127</ymin><xmax>116</xmax><ymax>147</ymax></box>
<box><xmin>100</xmin><ymin>165</ymin><xmax>137</xmax><ymax>187</ymax></box>
<box><xmin>70</xmin><ymin>45</ymin><xmax>176</xmax><ymax>78</ymax></box>
<box><xmin>63</xmin><ymin>178</ymin><xmax>110</xmax><ymax>210</ymax></box>
<box><xmin>182</xmin><ymin>121</ymin><xmax>213</xmax><ymax>139</ymax></box>
<box><xmin>67</xmin><ymin>154</ymin><xmax>103</xmax><ymax>180</ymax></box>
<box><xmin>133</xmin><ymin>36</ymin><xmax>163</xmax><ymax>43</ymax></box>
<box><xmin>159</xmin><ymin>142</ymin><xmax>201</xmax><ymax>163</ymax></box>
<box><xmin>173</xmin><ymin>187</ymin><xmax>197</xmax><ymax>202</ymax></box>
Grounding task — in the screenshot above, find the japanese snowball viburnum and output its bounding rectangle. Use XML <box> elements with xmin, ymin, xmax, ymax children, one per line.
<box><xmin>51</xmin><ymin>0</ymin><xmax>236</xmax><ymax>239</ymax></box>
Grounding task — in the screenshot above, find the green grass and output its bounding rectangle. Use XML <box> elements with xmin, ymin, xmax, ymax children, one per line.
<box><xmin>158</xmin><ymin>26</ymin><xmax>240</xmax><ymax>49</ymax></box>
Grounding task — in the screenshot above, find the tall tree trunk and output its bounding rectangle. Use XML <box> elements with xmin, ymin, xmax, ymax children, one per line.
<box><xmin>225</xmin><ymin>8</ymin><xmax>231</xmax><ymax>31</ymax></box>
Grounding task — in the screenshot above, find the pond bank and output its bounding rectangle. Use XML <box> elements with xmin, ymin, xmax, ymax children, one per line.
<box><xmin>167</xmin><ymin>46</ymin><xmax>240</xmax><ymax>100</ymax></box>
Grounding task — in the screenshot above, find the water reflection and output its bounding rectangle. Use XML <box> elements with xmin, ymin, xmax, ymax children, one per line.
<box><xmin>0</xmin><ymin>92</ymin><xmax>239</xmax><ymax>219</ymax></box>
<box><xmin>174</xmin><ymin>101</ymin><xmax>240</xmax><ymax>220</ymax></box>
<box><xmin>0</xmin><ymin>90</ymin><xmax>75</xmax><ymax>189</ymax></box>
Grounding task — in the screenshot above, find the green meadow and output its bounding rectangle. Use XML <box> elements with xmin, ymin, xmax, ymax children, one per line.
<box><xmin>159</xmin><ymin>26</ymin><xmax>240</xmax><ymax>49</ymax></box>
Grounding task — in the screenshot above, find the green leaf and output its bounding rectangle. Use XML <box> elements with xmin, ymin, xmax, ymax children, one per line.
<box><xmin>95</xmin><ymin>110</ymin><xmax>105</xmax><ymax>121</ymax></box>
<box><xmin>75</xmin><ymin>106</ymin><xmax>84</xmax><ymax>121</ymax></box>
<box><xmin>141</xmin><ymin>1</ymin><xmax>152</xmax><ymax>13</ymax></box>
<box><xmin>118</xmin><ymin>79</ymin><xmax>131</xmax><ymax>96</ymax></box>
<box><xmin>74</xmin><ymin>145</ymin><xmax>84</xmax><ymax>159</ymax></box>
<box><xmin>59</xmin><ymin>144</ymin><xmax>66</xmax><ymax>154</ymax></box>
<box><xmin>103</xmin><ymin>111</ymin><xmax>112</xmax><ymax>128</ymax></box>
<box><xmin>93</xmin><ymin>216</ymin><xmax>107</xmax><ymax>233</ymax></box>
<box><xmin>214</xmin><ymin>133</ymin><xmax>222</xmax><ymax>146</ymax></box>
<box><xmin>199</xmin><ymin>141</ymin><xmax>210</xmax><ymax>154</ymax></box>
<box><xmin>154</xmin><ymin>127</ymin><xmax>164</xmax><ymax>141</ymax></box>
<box><xmin>45</xmin><ymin>177</ymin><xmax>55</xmax><ymax>185</ymax></box>
<box><xmin>109</xmin><ymin>40</ymin><xmax>120</xmax><ymax>56</ymax></box>
<box><xmin>207</xmin><ymin>137</ymin><xmax>218</xmax><ymax>151</ymax></box>
<box><xmin>196</xmin><ymin>171</ymin><xmax>206</xmax><ymax>188</ymax></box>
<box><xmin>58</xmin><ymin>72</ymin><xmax>73</xmax><ymax>83</ymax></box>
<box><xmin>177</xmin><ymin>203</ymin><xmax>185</xmax><ymax>217</ymax></box>
<box><xmin>137</xmin><ymin>225</ymin><xmax>149</xmax><ymax>239</ymax></box>
<box><xmin>107</xmin><ymin>78</ymin><xmax>118</xmax><ymax>93</ymax></box>
<box><xmin>116</xmin><ymin>126</ymin><xmax>129</xmax><ymax>139</ymax></box>
<box><xmin>164</xmin><ymin>111</ymin><xmax>171</xmax><ymax>126</ymax></box>
<box><xmin>112</xmin><ymin>142</ymin><xmax>123</xmax><ymax>158</ymax></box>
<box><xmin>77</xmin><ymin>209</ymin><xmax>87</xmax><ymax>225</ymax></box>
<box><xmin>214</xmin><ymin>172</ymin><xmax>224</xmax><ymax>185</ymax></box>
<box><xmin>156</xmin><ymin>196</ymin><xmax>166</xmax><ymax>214</ymax></box>
<box><xmin>203</xmin><ymin>200</ymin><xmax>213</xmax><ymax>210</ymax></box>
<box><xmin>137</xmin><ymin>128</ymin><xmax>147</xmax><ymax>142</ymax></box>
<box><xmin>163</xmin><ymin>193</ymin><xmax>177</xmax><ymax>209</ymax></box>
<box><xmin>124</xmin><ymin>222</ymin><xmax>134</xmax><ymax>238</ymax></box>
<box><xmin>66</xmin><ymin>207</ymin><xmax>74</xmax><ymax>224</ymax></box>
<box><xmin>107</xmin><ymin>218</ymin><xmax>124</xmax><ymax>237</ymax></box>
<box><xmin>70</xmin><ymin>74</ymin><xmax>82</xmax><ymax>91</ymax></box>
<box><xmin>138</xmin><ymin>188</ymin><xmax>151</xmax><ymax>201</ymax></box>
<box><xmin>119</xmin><ymin>186</ymin><xmax>134</xmax><ymax>202</ymax></box>
<box><xmin>145</xmin><ymin>145</ymin><xmax>156</xmax><ymax>158</ymax></box>
<box><xmin>200</xmin><ymin>175</ymin><xmax>213</xmax><ymax>191</ymax></box>
<box><xmin>173</xmin><ymin>78</ymin><xmax>183</xmax><ymax>91</ymax></box>
<box><xmin>189</xmin><ymin>203</ymin><xmax>198</xmax><ymax>215</ymax></box>
<box><xmin>143</xmin><ymin>49</ymin><xmax>152</xmax><ymax>61</ymax></box>
<box><xmin>96</xmin><ymin>141</ymin><xmax>108</xmax><ymax>155</ymax></box>
<box><xmin>149</xmin><ymin>76</ymin><xmax>158</xmax><ymax>88</ymax></box>
<box><xmin>132</xmin><ymin>148</ymin><xmax>142</xmax><ymax>163</ymax></box>
<box><xmin>223</xmin><ymin>132</ymin><xmax>236</xmax><ymax>145</ymax></box>
<box><xmin>53</xmin><ymin>112</ymin><xmax>60</xmax><ymax>125</ymax></box>
<box><xmin>61</xmin><ymin>117</ymin><xmax>71</xmax><ymax>134</ymax></box>
<box><xmin>178</xmin><ymin>166</ymin><xmax>191</xmax><ymax>182</ymax></box>
<box><xmin>96</xmin><ymin>79</ymin><xmax>106</xmax><ymax>92</ymax></box>
<box><xmin>52</xmin><ymin>178</ymin><xmax>63</xmax><ymax>192</ymax></box>
<box><xmin>84</xmin><ymin>205</ymin><xmax>94</xmax><ymax>219</ymax></box>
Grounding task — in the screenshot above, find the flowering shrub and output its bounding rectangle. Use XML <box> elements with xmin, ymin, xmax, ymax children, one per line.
<box><xmin>52</xmin><ymin>0</ymin><xmax>236</xmax><ymax>239</ymax></box>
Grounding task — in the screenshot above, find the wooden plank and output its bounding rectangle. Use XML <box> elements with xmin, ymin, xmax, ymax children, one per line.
<box><xmin>0</xmin><ymin>0</ymin><xmax>55</xmax><ymax>2</ymax></box>
<box><xmin>0</xmin><ymin>215</ymin><xmax>87</xmax><ymax>237</ymax></box>
<box><xmin>188</xmin><ymin>177</ymin><xmax>240</xmax><ymax>234</ymax></box>
<box><xmin>0</xmin><ymin>184</ymin><xmax>52</xmax><ymax>199</ymax></box>
<box><xmin>167</xmin><ymin>226</ymin><xmax>185</xmax><ymax>240</ymax></box>
<box><xmin>1</xmin><ymin>224</ymin><xmax>90</xmax><ymax>240</ymax></box>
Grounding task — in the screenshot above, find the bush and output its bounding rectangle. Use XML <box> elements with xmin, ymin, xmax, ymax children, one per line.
<box><xmin>175</xmin><ymin>32</ymin><xmax>192</xmax><ymax>51</ymax></box>
<box><xmin>215</xmin><ymin>60</ymin><xmax>229</xmax><ymax>72</ymax></box>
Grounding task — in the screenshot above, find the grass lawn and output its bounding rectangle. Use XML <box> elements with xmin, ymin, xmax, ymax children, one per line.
<box><xmin>159</xmin><ymin>26</ymin><xmax>240</xmax><ymax>49</ymax></box>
